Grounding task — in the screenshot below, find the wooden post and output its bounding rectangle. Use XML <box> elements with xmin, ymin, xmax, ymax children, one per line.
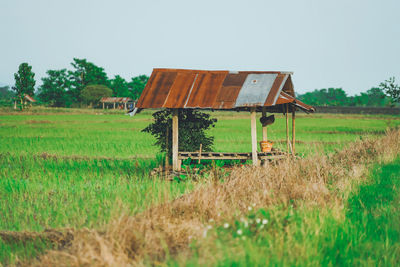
<box><xmin>262</xmin><ymin>107</ymin><xmax>267</xmax><ymax>141</ymax></box>
<box><xmin>198</xmin><ymin>143</ymin><xmax>202</xmax><ymax>164</ymax></box>
<box><xmin>250</xmin><ymin>108</ymin><xmax>259</xmax><ymax>166</ymax></box>
<box><xmin>102</xmin><ymin>102</ymin><xmax>104</xmax><ymax>109</ymax></box>
<box><xmin>113</xmin><ymin>102</ymin><xmax>116</xmax><ymax>109</ymax></box>
<box><xmin>124</xmin><ymin>102</ymin><xmax>127</xmax><ymax>110</ymax></box>
<box><xmin>165</xmin><ymin>124</ymin><xmax>169</xmax><ymax>171</ymax></box>
<box><xmin>172</xmin><ymin>109</ymin><xmax>179</xmax><ymax>171</ymax></box>
<box><xmin>292</xmin><ymin>107</ymin><xmax>296</xmax><ymax>156</ymax></box>
<box><xmin>286</xmin><ymin>104</ymin><xmax>289</xmax><ymax>154</ymax></box>
<box><xmin>14</xmin><ymin>100</ymin><xmax>17</xmax><ymax>110</ymax></box>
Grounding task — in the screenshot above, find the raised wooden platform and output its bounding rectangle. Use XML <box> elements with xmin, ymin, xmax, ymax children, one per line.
<box><xmin>178</xmin><ymin>150</ymin><xmax>287</xmax><ymax>161</ymax></box>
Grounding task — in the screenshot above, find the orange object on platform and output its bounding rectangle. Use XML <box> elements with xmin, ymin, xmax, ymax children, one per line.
<box><xmin>260</xmin><ymin>141</ymin><xmax>273</xmax><ymax>152</ymax></box>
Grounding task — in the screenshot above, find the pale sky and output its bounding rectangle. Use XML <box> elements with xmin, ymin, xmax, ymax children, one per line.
<box><xmin>1</xmin><ymin>0</ymin><xmax>399</xmax><ymax>95</ymax></box>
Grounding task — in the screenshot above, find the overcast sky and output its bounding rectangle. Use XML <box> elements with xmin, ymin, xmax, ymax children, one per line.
<box><xmin>1</xmin><ymin>0</ymin><xmax>399</xmax><ymax>95</ymax></box>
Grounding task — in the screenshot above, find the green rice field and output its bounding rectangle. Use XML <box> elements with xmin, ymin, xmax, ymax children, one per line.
<box><xmin>0</xmin><ymin>107</ymin><xmax>399</xmax><ymax>265</ymax></box>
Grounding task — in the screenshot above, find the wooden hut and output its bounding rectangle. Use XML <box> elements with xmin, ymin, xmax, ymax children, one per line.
<box><xmin>14</xmin><ymin>94</ymin><xmax>36</xmax><ymax>109</ymax></box>
<box><xmin>100</xmin><ymin>97</ymin><xmax>135</xmax><ymax>110</ymax></box>
<box><xmin>133</xmin><ymin>68</ymin><xmax>314</xmax><ymax>171</ymax></box>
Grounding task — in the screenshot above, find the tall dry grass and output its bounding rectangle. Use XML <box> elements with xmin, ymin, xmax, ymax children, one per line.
<box><xmin>35</xmin><ymin>129</ymin><xmax>400</xmax><ymax>266</ymax></box>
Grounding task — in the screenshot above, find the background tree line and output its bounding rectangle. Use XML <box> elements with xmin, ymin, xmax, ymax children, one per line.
<box><xmin>0</xmin><ymin>59</ymin><xmax>149</xmax><ymax>108</ymax></box>
<box><xmin>1</xmin><ymin>61</ymin><xmax>399</xmax><ymax>108</ymax></box>
<box><xmin>297</xmin><ymin>84</ymin><xmax>399</xmax><ymax>107</ymax></box>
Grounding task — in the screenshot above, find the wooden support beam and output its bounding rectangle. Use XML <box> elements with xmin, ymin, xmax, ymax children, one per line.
<box><xmin>250</xmin><ymin>107</ymin><xmax>259</xmax><ymax>166</ymax></box>
<box><xmin>102</xmin><ymin>102</ymin><xmax>104</xmax><ymax>109</ymax></box>
<box><xmin>292</xmin><ymin>107</ymin><xmax>296</xmax><ymax>156</ymax></box>
<box><xmin>113</xmin><ymin>102</ymin><xmax>116</xmax><ymax>109</ymax></box>
<box><xmin>286</xmin><ymin>104</ymin><xmax>289</xmax><ymax>154</ymax></box>
<box><xmin>165</xmin><ymin>124</ymin><xmax>169</xmax><ymax>171</ymax></box>
<box><xmin>198</xmin><ymin>143</ymin><xmax>202</xmax><ymax>164</ymax></box>
<box><xmin>172</xmin><ymin>109</ymin><xmax>180</xmax><ymax>171</ymax></box>
<box><xmin>262</xmin><ymin>107</ymin><xmax>267</xmax><ymax>141</ymax></box>
<box><xmin>124</xmin><ymin>102</ymin><xmax>127</xmax><ymax>110</ymax></box>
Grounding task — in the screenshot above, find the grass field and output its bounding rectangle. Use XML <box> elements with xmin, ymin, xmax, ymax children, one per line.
<box><xmin>170</xmin><ymin>158</ymin><xmax>400</xmax><ymax>266</ymax></box>
<box><xmin>0</xmin><ymin>107</ymin><xmax>399</xmax><ymax>265</ymax></box>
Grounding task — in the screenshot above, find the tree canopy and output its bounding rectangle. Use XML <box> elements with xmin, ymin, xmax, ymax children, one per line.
<box><xmin>68</xmin><ymin>58</ymin><xmax>110</xmax><ymax>102</ymax></box>
<box><xmin>13</xmin><ymin>63</ymin><xmax>36</xmax><ymax>102</ymax></box>
<box><xmin>38</xmin><ymin>69</ymin><xmax>71</xmax><ymax>107</ymax></box>
<box><xmin>379</xmin><ymin>77</ymin><xmax>400</xmax><ymax>104</ymax></box>
<box><xmin>81</xmin><ymin>84</ymin><xmax>112</xmax><ymax>106</ymax></box>
<box><xmin>128</xmin><ymin>75</ymin><xmax>149</xmax><ymax>100</ymax></box>
<box><xmin>110</xmin><ymin>75</ymin><xmax>129</xmax><ymax>97</ymax></box>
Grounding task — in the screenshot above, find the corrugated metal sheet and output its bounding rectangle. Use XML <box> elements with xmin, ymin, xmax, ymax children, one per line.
<box><xmin>185</xmin><ymin>72</ymin><xmax>228</xmax><ymax>108</ymax></box>
<box><xmin>234</xmin><ymin>74</ymin><xmax>278</xmax><ymax>107</ymax></box>
<box><xmin>213</xmin><ymin>72</ymin><xmax>247</xmax><ymax>109</ymax></box>
<box><xmin>136</xmin><ymin>68</ymin><xmax>314</xmax><ymax>112</ymax></box>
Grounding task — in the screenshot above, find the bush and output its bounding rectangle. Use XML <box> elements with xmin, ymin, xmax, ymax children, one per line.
<box><xmin>142</xmin><ymin>109</ymin><xmax>217</xmax><ymax>158</ymax></box>
<box><xmin>80</xmin><ymin>84</ymin><xmax>112</xmax><ymax>107</ymax></box>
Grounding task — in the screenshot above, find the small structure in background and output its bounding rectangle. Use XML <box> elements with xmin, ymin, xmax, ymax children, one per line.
<box><xmin>134</xmin><ymin>68</ymin><xmax>315</xmax><ymax>171</ymax></box>
<box><xmin>14</xmin><ymin>94</ymin><xmax>36</xmax><ymax>109</ymax></box>
<box><xmin>100</xmin><ymin>97</ymin><xmax>136</xmax><ymax>110</ymax></box>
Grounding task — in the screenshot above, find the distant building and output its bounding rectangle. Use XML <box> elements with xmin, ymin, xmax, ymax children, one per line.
<box><xmin>14</xmin><ymin>94</ymin><xmax>36</xmax><ymax>109</ymax></box>
<box><xmin>24</xmin><ymin>94</ymin><xmax>36</xmax><ymax>103</ymax></box>
<box><xmin>100</xmin><ymin>97</ymin><xmax>136</xmax><ymax>110</ymax></box>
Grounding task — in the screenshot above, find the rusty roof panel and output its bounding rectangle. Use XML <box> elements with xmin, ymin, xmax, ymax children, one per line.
<box><xmin>213</xmin><ymin>72</ymin><xmax>248</xmax><ymax>109</ymax></box>
<box><xmin>164</xmin><ymin>72</ymin><xmax>197</xmax><ymax>108</ymax></box>
<box><xmin>138</xmin><ymin>71</ymin><xmax>177</xmax><ymax>108</ymax></box>
<box><xmin>136</xmin><ymin>71</ymin><xmax>157</xmax><ymax>107</ymax></box>
<box><xmin>282</xmin><ymin>75</ymin><xmax>295</xmax><ymax>97</ymax></box>
<box><xmin>234</xmin><ymin>74</ymin><xmax>278</xmax><ymax>107</ymax></box>
<box><xmin>264</xmin><ymin>74</ymin><xmax>287</xmax><ymax>106</ymax></box>
<box><xmin>185</xmin><ymin>72</ymin><xmax>228</xmax><ymax>108</ymax></box>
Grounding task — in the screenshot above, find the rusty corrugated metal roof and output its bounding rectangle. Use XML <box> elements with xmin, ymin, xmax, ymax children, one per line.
<box><xmin>136</xmin><ymin>68</ymin><xmax>313</xmax><ymax>112</ymax></box>
<box><xmin>100</xmin><ymin>97</ymin><xmax>133</xmax><ymax>103</ymax></box>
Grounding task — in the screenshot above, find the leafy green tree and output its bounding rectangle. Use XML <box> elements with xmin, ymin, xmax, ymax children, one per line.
<box><xmin>110</xmin><ymin>75</ymin><xmax>129</xmax><ymax>97</ymax></box>
<box><xmin>38</xmin><ymin>69</ymin><xmax>71</xmax><ymax>107</ymax></box>
<box><xmin>325</xmin><ymin>88</ymin><xmax>348</xmax><ymax>106</ymax></box>
<box><xmin>379</xmin><ymin>77</ymin><xmax>400</xmax><ymax>104</ymax></box>
<box><xmin>142</xmin><ymin>109</ymin><xmax>217</xmax><ymax>158</ymax></box>
<box><xmin>298</xmin><ymin>88</ymin><xmax>352</xmax><ymax>106</ymax></box>
<box><xmin>128</xmin><ymin>75</ymin><xmax>149</xmax><ymax>100</ymax></box>
<box><xmin>80</xmin><ymin>84</ymin><xmax>112</xmax><ymax>107</ymax></box>
<box><xmin>353</xmin><ymin>87</ymin><xmax>389</xmax><ymax>107</ymax></box>
<box><xmin>68</xmin><ymin>58</ymin><xmax>110</xmax><ymax>102</ymax></box>
<box><xmin>13</xmin><ymin>63</ymin><xmax>36</xmax><ymax>107</ymax></box>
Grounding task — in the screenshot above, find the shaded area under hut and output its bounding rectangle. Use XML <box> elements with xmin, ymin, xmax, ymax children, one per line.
<box><xmin>132</xmin><ymin>68</ymin><xmax>314</xmax><ymax>171</ymax></box>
